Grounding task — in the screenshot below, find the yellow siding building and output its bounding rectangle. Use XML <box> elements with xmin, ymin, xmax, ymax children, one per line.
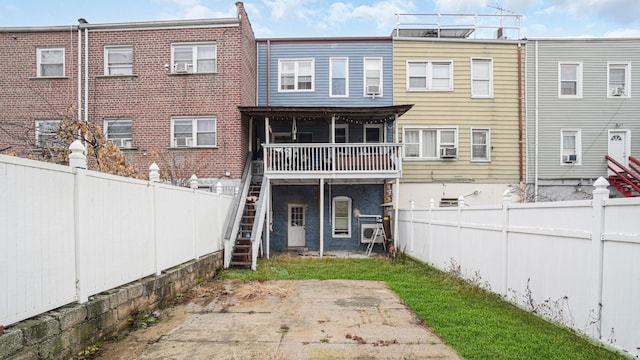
<box><xmin>393</xmin><ymin>38</ymin><xmax>526</xmax><ymax>206</ymax></box>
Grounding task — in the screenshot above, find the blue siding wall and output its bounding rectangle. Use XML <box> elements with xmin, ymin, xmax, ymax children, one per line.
<box><xmin>270</xmin><ymin>184</ymin><xmax>385</xmax><ymax>252</ymax></box>
<box><xmin>257</xmin><ymin>40</ymin><xmax>393</xmax><ymax>107</ymax></box>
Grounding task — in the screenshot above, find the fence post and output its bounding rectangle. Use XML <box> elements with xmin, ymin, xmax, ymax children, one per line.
<box><xmin>190</xmin><ymin>175</ymin><xmax>199</xmax><ymax>259</ymax></box>
<box><xmin>457</xmin><ymin>196</ymin><xmax>464</xmax><ymax>267</ymax></box>
<box><xmin>69</xmin><ymin>141</ymin><xmax>89</xmax><ymax>303</ymax></box>
<box><xmin>149</xmin><ymin>162</ymin><xmax>160</xmax><ymax>182</ymax></box>
<box><xmin>590</xmin><ymin>177</ymin><xmax>609</xmax><ymax>339</ymax></box>
<box><xmin>502</xmin><ymin>189</ymin><xmax>512</xmax><ymax>296</ymax></box>
<box><xmin>428</xmin><ymin>199</ymin><xmax>434</xmax><ymax>265</ymax></box>
<box><xmin>409</xmin><ymin>200</ymin><xmax>415</xmax><ymax>255</ymax></box>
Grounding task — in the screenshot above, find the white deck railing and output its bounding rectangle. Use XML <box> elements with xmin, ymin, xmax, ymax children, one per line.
<box><xmin>263</xmin><ymin>143</ymin><xmax>402</xmax><ymax>175</ymax></box>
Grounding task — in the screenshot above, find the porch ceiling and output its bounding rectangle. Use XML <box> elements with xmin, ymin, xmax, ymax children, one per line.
<box><xmin>238</xmin><ymin>105</ymin><xmax>413</xmax><ymax>123</ymax></box>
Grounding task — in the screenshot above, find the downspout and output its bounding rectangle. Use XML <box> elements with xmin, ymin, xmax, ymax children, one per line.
<box><xmin>77</xmin><ymin>27</ymin><xmax>82</xmax><ymax>122</ymax></box>
<box><xmin>534</xmin><ymin>40</ymin><xmax>539</xmax><ymax>201</ymax></box>
<box><xmin>267</xmin><ymin>40</ymin><xmax>271</xmax><ymax>106</ymax></box>
<box><xmin>84</xmin><ymin>26</ymin><xmax>88</xmax><ymax>122</ymax></box>
<box><xmin>517</xmin><ymin>43</ymin><xmax>524</xmax><ymax>185</ymax></box>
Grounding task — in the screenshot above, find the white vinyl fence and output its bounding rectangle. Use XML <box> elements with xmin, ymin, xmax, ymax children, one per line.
<box><xmin>0</xmin><ymin>150</ymin><xmax>233</xmax><ymax>327</ymax></box>
<box><xmin>397</xmin><ymin>178</ymin><xmax>640</xmax><ymax>357</ymax></box>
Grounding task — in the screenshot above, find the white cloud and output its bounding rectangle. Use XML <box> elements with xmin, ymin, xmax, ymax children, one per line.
<box><xmin>262</xmin><ymin>0</ymin><xmax>309</xmax><ymax>19</ymax></box>
<box><xmin>603</xmin><ymin>28</ymin><xmax>640</xmax><ymax>38</ymax></box>
<box><xmin>156</xmin><ymin>0</ymin><xmax>237</xmax><ymax>20</ymax></box>
<box><xmin>325</xmin><ymin>0</ymin><xmax>416</xmax><ymax>33</ymax></box>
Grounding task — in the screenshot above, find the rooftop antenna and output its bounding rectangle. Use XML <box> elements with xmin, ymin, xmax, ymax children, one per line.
<box><xmin>488</xmin><ymin>3</ymin><xmax>514</xmax><ymax>39</ymax></box>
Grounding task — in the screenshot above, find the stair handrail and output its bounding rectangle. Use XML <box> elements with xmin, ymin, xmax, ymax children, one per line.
<box><xmin>223</xmin><ymin>153</ymin><xmax>253</xmax><ymax>268</ymax></box>
<box><xmin>606</xmin><ymin>155</ymin><xmax>640</xmax><ymax>195</ymax></box>
<box><xmin>629</xmin><ymin>155</ymin><xmax>640</xmax><ymax>175</ymax></box>
<box><xmin>249</xmin><ymin>180</ymin><xmax>269</xmax><ymax>270</ymax></box>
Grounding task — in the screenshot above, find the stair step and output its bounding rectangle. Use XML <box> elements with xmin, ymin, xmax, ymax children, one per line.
<box><xmin>229</xmin><ymin>261</ymin><xmax>252</xmax><ymax>268</ymax></box>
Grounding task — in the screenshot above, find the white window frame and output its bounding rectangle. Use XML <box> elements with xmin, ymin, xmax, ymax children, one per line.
<box><xmin>171</xmin><ymin>116</ymin><xmax>217</xmax><ymax>147</ymax></box>
<box><xmin>35</xmin><ymin>120</ymin><xmax>61</xmax><ymax>147</ymax></box>
<box><xmin>278</xmin><ymin>59</ymin><xmax>314</xmax><ymax>92</ymax></box>
<box><xmin>364</xmin><ymin>57</ymin><xmax>383</xmax><ymax>96</ymax></box>
<box><xmin>329</xmin><ymin>57</ymin><xmax>349</xmax><ymax>97</ymax></box>
<box><xmin>332</xmin><ymin>196</ymin><xmax>352</xmax><ymax>238</ymax></box>
<box><xmin>558</xmin><ymin>62</ymin><xmax>583</xmax><ymax>98</ymax></box>
<box><xmin>470</xmin><ymin>128</ymin><xmax>491</xmax><ymax>162</ymax></box>
<box><xmin>471</xmin><ymin>58</ymin><xmax>493</xmax><ymax>98</ymax></box>
<box><xmin>37</xmin><ymin>47</ymin><xmax>64</xmax><ymax>77</ymax></box>
<box><xmin>334</xmin><ymin>124</ymin><xmax>349</xmax><ymax>143</ymax></box>
<box><xmin>607</xmin><ymin>62</ymin><xmax>631</xmax><ymax>98</ymax></box>
<box><xmin>104</xmin><ymin>46</ymin><xmax>133</xmax><ymax>76</ymax></box>
<box><xmin>403</xmin><ymin>126</ymin><xmax>458</xmax><ymax>160</ymax></box>
<box><xmin>171</xmin><ymin>42</ymin><xmax>217</xmax><ymax>74</ymax></box>
<box><xmin>104</xmin><ymin>118</ymin><xmax>133</xmax><ymax>148</ymax></box>
<box><xmin>560</xmin><ymin>129</ymin><xmax>582</xmax><ymax>165</ymax></box>
<box><xmin>406</xmin><ymin>60</ymin><xmax>454</xmax><ymax>91</ymax></box>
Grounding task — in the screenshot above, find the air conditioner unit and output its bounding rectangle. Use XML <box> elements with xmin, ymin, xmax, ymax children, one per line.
<box><xmin>440</xmin><ymin>147</ymin><xmax>457</xmax><ymax>158</ymax></box>
<box><xmin>122</xmin><ymin>139</ymin><xmax>132</xmax><ymax>148</ymax></box>
<box><xmin>174</xmin><ymin>63</ymin><xmax>192</xmax><ymax>73</ymax></box>
<box><xmin>563</xmin><ymin>154</ymin><xmax>577</xmax><ymax>163</ymax></box>
<box><xmin>611</xmin><ymin>87</ymin><xmax>625</xmax><ymax>96</ymax></box>
<box><xmin>366</xmin><ymin>85</ymin><xmax>380</xmax><ymax>95</ymax></box>
<box><xmin>360</xmin><ymin>224</ymin><xmax>384</xmax><ymax>244</ymax></box>
<box><xmin>174</xmin><ymin>137</ymin><xmax>193</xmax><ymax>147</ymax></box>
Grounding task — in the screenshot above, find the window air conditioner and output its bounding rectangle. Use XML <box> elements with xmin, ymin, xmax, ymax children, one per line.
<box><xmin>440</xmin><ymin>147</ymin><xmax>457</xmax><ymax>158</ymax></box>
<box><xmin>174</xmin><ymin>63</ymin><xmax>192</xmax><ymax>73</ymax></box>
<box><xmin>360</xmin><ymin>224</ymin><xmax>384</xmax><ymax>244</ymax></box>
<box><xmin>611</xmin><ymin>87</ymin><xmax>625</xmax><ymax>96</ymax></box>
<box><xmin>175</xmin><ymin>137</ymin><xmax>193</xmax><ymax>147</ymax></box>
<box><xmin>563</xmin><ymin>154</ymin><xmax>577</xmax><ymax>163</ymax></box>
<box><xmin>122</xmin><ymin>139</ymin><xmax>132</xmax><ymax>148</ymax></box>
<box><xmin>366</xmin><ymin>85</ymin><xmax>380</xmax><ymax>95</ymax></box>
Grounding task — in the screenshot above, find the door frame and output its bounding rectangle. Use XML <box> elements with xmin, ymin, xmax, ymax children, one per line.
<box><xmin>287</xmin><ymin>203</ymin><xmax>306</xmax><ymax>247</ymax></box>
<box><xmin>607</xmin><ymin>129</ymin><xmax>630</xmax><ymax>175</ymax></box>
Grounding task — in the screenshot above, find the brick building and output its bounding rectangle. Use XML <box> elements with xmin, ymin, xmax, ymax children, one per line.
<box><xmin>0</xmin><ymin>2</ymin><xmax>256</xmax><ymax>188</ymax></box>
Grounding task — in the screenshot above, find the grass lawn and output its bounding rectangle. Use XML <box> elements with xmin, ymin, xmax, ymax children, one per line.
<box><xmin>218</xmin><ymin>256</ymin><xmax>629</xmax><ymax>360</ymax></box>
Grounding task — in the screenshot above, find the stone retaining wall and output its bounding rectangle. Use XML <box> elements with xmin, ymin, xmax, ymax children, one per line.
<box><xmin>0</xmin><ymin>251</ymin><xmax>223</xmax><ymax>360</ymax></box>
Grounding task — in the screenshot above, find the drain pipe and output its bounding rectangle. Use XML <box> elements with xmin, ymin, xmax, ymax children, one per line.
<box><xmin>84</xmin><ymin>26</ymin><xmax>88</xmax><ymax>123</ymax></box>
<box><xmin>517</xmin><ymin>43</ymin><xmax>524</xmax><ymax>185</ymax></box>
<box><xmin>77</xmin><ymin>25</ymin><xmax>82</xmax><ymax>122</ymax></box>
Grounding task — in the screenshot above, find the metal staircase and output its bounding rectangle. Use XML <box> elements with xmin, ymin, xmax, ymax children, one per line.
<box><xmin>606</xmin><ymin>155</ymin><xmax>640</xmax><ymax>197</ymax></box>
<box><xmin>229</xmin><ymin>182</ymin><xmax>261</xmax><ymax>268</ymax></box>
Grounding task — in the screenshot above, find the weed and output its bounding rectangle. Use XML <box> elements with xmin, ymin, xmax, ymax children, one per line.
<box><xmin>127</xmin><ymin>309</ymin><xmax>158</xmax><ymax>329</ymax></box>
<box><xmin>70</xmin><ymin>343</ymin><xmax>100</xmax><ymax>360</ymax></box>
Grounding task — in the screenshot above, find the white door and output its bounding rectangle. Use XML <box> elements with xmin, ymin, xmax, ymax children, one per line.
<box><xmin>287</xmin><ymin>204</ymin><xmax>306</xmax><ymax>247</ymax></box>
<box><xmin>608</xmin><ymin>130</ymin><xmax>629</xmax><ymax>175</ymax></box>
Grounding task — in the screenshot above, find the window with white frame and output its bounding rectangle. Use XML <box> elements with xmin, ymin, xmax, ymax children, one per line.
<box><xmin>403</xmin><ymin>127</ymin><xmax>457</xmax><ymax>159</ymax></box>
<box><xmin>332</xmin><ymin>196</ymin><xmax>351</xmax><ymax>237</ymax></box>
<box><xmin>330</xmin><ymin>58</ymin><xmax>348</xmax><ymax>97</ymax></box>
<box><xmin>561</xmin><ymin>129</ymin><xmax>581</xmax><ymax>164</ymax></box>
<box><xmin>171</xmin><ymin>117</ymin><xmax>216</xmax><ymax>147</ymax></box>
<box><xmin>406</xmin><ymin>60</ymin><xmax>453</xmax><ymax>91</ymax></box>
<box><xmin>334</xmin><ymin>124</ymin><xmax>349</xmax><ymax>143</ymax></box>
<box><xmin>471</xmin><ymin>128</ymin><xmax>491</xmax><ymax>161</ymax></box>
<box><xmin>104</xmin><ymin>46</ymin><xmax>133</xmax><ymax>75</ymax></box>
<box><xmin>558</xmin><ymin>62</ymin><xmax>582</xmax><ymax>98</ymax></box>
<box><xmin>608</xmin><ymin>62</ymin><xmax>630</xmax><ymax>98</ymax></box>
<box><xmin>279</xmin><ymin>59</ymin><xmax>314</xmax><ymax>91</ymax></box>
<box><xmin>364</xmin><ymin>124</ymin><xmax>383</xmax><ymax>143</ymax></box>
<box><xmin>171</xmin><ymin>43</ymin><xmax>216</xmax><ymax>73</ymax></box>
<box><xmin>104</xmin><ymin>119</ymin><xmax>133</xmax><ymax>148</ymax></box>
<box><xmin>364</xmin><ymin>57</ymin><xmax>382</xmax><ymax>96</ymax></box>
<box><xmin>35</xmin><ymin>120</ymin><xmax>61</xmax><ymax>147</ymax></box>
<box><xmin>37</xmin><ymin>48</ymin><xmax>64</xmax><ymax>77</ymax></box>
<box><xmin>471</xmin><ymin>58</ymin><xmax>493</xmax><ymax>97</ymax></box>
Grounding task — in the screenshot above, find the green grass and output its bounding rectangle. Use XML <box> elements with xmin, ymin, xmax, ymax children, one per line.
<box><xmin>218</xmin><ymin>256</ymin><xmax>629</xmax><ymax>360</ymax></box>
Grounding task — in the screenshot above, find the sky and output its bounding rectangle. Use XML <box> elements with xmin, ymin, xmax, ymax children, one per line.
<box><xmin>1</xmin><ymin>0</ymin><xmax>640</xmax><ymax>39</ymax></box>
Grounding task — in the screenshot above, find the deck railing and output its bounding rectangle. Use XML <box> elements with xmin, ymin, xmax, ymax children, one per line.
<box><xmin>263</xmin><ymin>143</ymin><xmax>403</xmax><ymax>175</ymax></box>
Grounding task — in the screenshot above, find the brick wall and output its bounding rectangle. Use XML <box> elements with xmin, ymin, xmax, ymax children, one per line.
<box><xmin>0</xmin><ymin>251</ymin><xmax>223</xmax><ymax>360</ymax></box>
<box><xmin>0</xmin><ymin>2</ymin><xmax>256</xmax><ymax>182</ymax></box>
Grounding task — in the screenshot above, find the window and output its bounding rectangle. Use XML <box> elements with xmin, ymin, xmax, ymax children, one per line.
<box><xmin>35</xmin><ymin>120</ymin><xmax>61</xmax><ymax>147</ymax></box>
<box><xmin>608</xmin><ymin>62</ymin><xmax>630</xmax><ymax>98</ymax></box>
<box><xmin>403</xmin><ymin>127</ymin><xmax>457</xmax><ymax>159</ymax></box>
<box><xmin>406</xmin><ymin>60</ymin><xmax>453</xmax><ymax>91</ymax></box>
<box><xmin>364</xmin><ymin>57</ymin><xmax>382</xmax><ymax>96</ymax></box>
<box><xmin>558</xmin><ymin>62</ymin><xmax>582</xmax><ymax>98</ymax></box>
<box><xmin>364</xmin><ymin>124</ymin><xmax>383</xmax><ymax>143</ymax></box>
<box><xmin>332</xmin><ymin>196</ymin><xmax>351</xmax><ymax>237</ymax></box>
<box><xmin>171</xmin><ymin>117</ymin><xmax>216</xmax><ymax>147</ymax></box>
<box><xmin>330</xmin><ymin>58</ymin><xmax>348</xmax><ymax>97</ymax></box>
<box><xmin>471</xmin><ymin>58</ymin><xmax>493</xmax><ymax>97</ymax></box>
<box><xmin>279</xmin><ymin>59</ymin><xmax>314</xmax><ymax>91</ymax></box>
<box><xmin>104</xmin><ymin>119</ymin><xmax>133</xmax><ymax>148</ymax></box>
<box><xmin>561</xmin><ymin>129</ymin><xmax>581</xmax><ymax>164</ymax></box>
<box><xmin>171</xmin><ymin>43</ymin><xmax>216</xmax><ymax>73</ymax></box>
<box><xmin>334</xmin><ymin>124</ymin><xmax>348</xmax><ymax>143</ymax></box>
<box><xmin>37</xmin><ymin>48</ymin><xmax>64</xmax><ymax>77</ymax></box>
<box><xmin>471</xmin><ymin>128</ymin><xmax>491</xmax><ymax>161</ymax></box>
<box><xmin>104</xmin><ymin>46</ymin><xmax>133</xmax><ymax>75</ymax></box>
